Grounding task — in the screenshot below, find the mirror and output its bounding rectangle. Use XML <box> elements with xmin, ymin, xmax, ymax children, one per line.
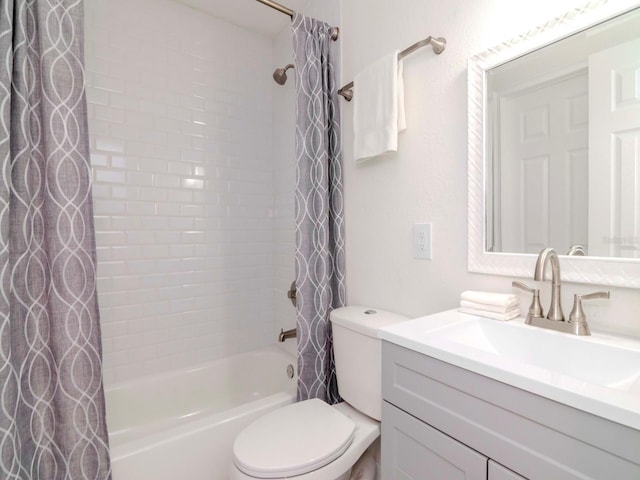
<box><xmin>468</xmin><ymin>1</ymin><xmax>640</xmax><ymax>288</ymax></box>
<box><xmin>487</xmin><ymin>6</ymin><xmax>640</xmax><ymax>259</ymax></box>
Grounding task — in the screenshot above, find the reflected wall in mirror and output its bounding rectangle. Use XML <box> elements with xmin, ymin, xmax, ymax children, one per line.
<box><xmin>468</xmin><ymin>0</ymin><xmax>640</xmax><ymax>287</ymax></box>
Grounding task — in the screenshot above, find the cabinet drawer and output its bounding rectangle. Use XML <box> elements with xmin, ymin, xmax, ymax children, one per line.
<box><xmin>382</xmin><ymin>402</ymin><xmax>486</xmax><ymax>479</ymax></box>
<box><xmin>382</xmin><ymin>341</ymin><xmax>640</xmax><ymax>479</ymax></box>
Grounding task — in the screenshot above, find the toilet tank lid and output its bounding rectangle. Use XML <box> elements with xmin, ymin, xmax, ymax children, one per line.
<box><xmin>330</xmin><ymin>306</ymin><xmax>409</xmax><ymax>338</ymax></box>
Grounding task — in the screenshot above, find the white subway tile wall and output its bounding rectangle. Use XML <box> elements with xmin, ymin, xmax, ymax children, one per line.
<box><xmin>85</xmin><ymin>0</ymin><xmax>276</xmax><ymax>384</ymax></box>
<box><xmin>272</xmin><ymin>27</ymin><xmax>297</xmax><ymax>344</ymax></box>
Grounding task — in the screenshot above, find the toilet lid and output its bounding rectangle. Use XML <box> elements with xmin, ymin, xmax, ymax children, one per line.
<box><xmin>233</xmin><ymin>398</ymin><xmax>355</xmax><ymax>478</ymax></box>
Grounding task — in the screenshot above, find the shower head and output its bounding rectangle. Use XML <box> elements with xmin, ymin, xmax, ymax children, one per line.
<box><xmin>273</xmin><ymin>64</ymin><xmax>294</xmax><ymax>85</ymax></box>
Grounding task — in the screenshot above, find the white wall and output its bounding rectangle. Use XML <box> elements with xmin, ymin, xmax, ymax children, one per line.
<box><xmin>85</xmin><ymin>0</ymin><xmax>276</xmax><ymax>384</ymax></box>
<box><xmin>340</xmin><ymin>0</ymin><xmax>640</xmax><ymax>338</ymax></box>
<box><xmin>86</xmin><ymin>0</ymin><xmax>640</xmax><ymax>386</ymax></box>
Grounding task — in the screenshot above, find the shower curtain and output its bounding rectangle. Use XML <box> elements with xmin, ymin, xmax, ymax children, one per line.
<box><xmin>292</xmin><ymin>12</ymin><xmax>346</xmax><ymax>404</ymax></box>
<box><xmin>0</xmin><ymin>1</ymin><xmax>111</xmax><ymax>479</ymax></box>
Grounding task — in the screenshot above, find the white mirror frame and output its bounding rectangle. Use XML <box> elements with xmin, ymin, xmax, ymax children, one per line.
<box><xmin>468</xmin><ymin>0</ymin><xmax>640</xmax><ymax>288</ymax></box>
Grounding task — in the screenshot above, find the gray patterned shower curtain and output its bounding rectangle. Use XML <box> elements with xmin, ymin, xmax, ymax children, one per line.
<box><xmin>292</xmin><ymin>12</ymin><xmax>346</xmax><ymax>404</ymax></box>
<box><xmin>0</xmin><ymin>1</ymin><xmax>111</xmax><ymax>479</ymax></box>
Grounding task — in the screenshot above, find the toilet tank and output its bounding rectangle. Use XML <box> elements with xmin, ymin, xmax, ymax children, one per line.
<box><xmin>330</xmin><ymin>306</ymin><xmax>409</xmax><ymax>421</ymax></box>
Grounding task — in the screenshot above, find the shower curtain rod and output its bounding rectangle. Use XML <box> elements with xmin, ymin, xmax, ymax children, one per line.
<box><xmin>255</xmin><ymin>0</ymin><xmax>339</xmax><ymax>40</ymax></box>
<box><xmin>337</xmin><ymin>35</ymin><xmax>447</xmax><ymax>101</ymax></box>
<box><xmin>256</xmin><ymin>0</ymin><xmax>293</xmax><ymax>17</ymax></box>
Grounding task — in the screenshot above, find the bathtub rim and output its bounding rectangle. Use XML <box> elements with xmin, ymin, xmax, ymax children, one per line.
<box><xmin>109</xmin><ymin>390</ymin><xmax>295</xmax><ymax>461</ymax></box>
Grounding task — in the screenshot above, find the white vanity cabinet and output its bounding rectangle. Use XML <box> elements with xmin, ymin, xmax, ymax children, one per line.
<box><xmin>381</xmin><ymin>341</ymin><xmax>640</xmax><ymax>479</ymax></box>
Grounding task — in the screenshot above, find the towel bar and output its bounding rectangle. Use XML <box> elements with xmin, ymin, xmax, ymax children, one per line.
<box><xmin>338</xmin><ymin>35</ymin><xmax>446</xmax><ymax>101</ymax></box>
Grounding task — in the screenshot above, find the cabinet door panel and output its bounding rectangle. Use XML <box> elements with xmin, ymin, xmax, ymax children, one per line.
<box><xmin>489</xmin><ymin>460</ymin><xmax>526</xmax><ymax>480</ymax></box>
<box><xmin>382</xmin><ymin>402</ymin><xmax>487</xmax><ymax>480</ymax></box>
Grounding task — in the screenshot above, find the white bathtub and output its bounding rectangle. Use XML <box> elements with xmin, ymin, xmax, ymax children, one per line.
<box><xmin>105</xmin><ymin>346</ymin><xmax>297</xmax><ymax>480</ymax></box>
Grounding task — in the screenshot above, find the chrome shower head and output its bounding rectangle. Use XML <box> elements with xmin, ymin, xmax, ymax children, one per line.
<box><xmin>273</xmin><ymin>64</ymin><xmax>294</xmax><ymax>85</ymax></box>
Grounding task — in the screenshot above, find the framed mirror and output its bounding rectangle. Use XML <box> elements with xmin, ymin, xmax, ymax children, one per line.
<box><xmin>468</xmin><ymin>0</ymin><xmax>640</xmax><ymax>288</ymax></box>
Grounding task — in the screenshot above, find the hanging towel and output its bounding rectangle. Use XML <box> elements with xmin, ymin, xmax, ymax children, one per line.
<box><xmin>459</xmin><ymin>306</ymin><xmax>520</xmax><ymax>322</ymax></box>
<box><xmin>459</xmin><ymin>291</ymin><xmax>519</xmax><ymax>311</ymax></box>
<box><xmin>353</xmin><ymin>50</ymin><xmax>406</xmax><ymax>162</ymax></box>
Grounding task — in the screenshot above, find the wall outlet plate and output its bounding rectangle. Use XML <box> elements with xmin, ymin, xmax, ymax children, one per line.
<box><xmin>413</xmin><ymin>223</ymin><xmax>432</xmax><ymax>259</ymax></box>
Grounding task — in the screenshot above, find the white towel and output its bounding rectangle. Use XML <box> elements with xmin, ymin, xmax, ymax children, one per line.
<box><xmin>459</xmin><ymin>306</ymin><xmax>520</xmax><ymax>322</ymax></box>
<box><xmin>353</xmin><ymin>51</ymin><xmax>406</xmax><ymax>162</ymax></box>
<box><xmin>460</xmin><ymin>291</ymin><xmax>519</xmax><ymax>311</ymax></box>
<box><xmin>460</xmin><ymin>300</ymin><xmax>516</xmax><ymax>314</ymax></box>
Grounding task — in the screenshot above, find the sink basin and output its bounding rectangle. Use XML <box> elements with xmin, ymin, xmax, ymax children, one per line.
<box><xmin>426</xmin><ymin>317</ymin><xmax>640</xmax><ymax>392</ymax></box>
<box><xmin>380</xmin><ymin>309</ymin><xmax>640</xmax><ymax>430</ymax></box>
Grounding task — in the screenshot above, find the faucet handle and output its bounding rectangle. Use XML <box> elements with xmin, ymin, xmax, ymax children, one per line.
<box><xmin>512</xmin><ymin>281</ymin><xmax>535</xmax><ymax>294</ymax></box>
<box><xmin>566</xmin><ymin>244</ymin><xmax>586</xmax><ymax>256</ymax></box>
<box><xmin>512</xmin><ymin>281</ymin><xmax>544</xmax><ymax>323</ymax></box>
<box><xmin>568</xmin><ymin>291</ymin><xmax>610</xmax><ymax>336</ymax></box>
<box><xmin>577</xmin><ymin>291</ymin><xmax>611</xmax><ymax>301</ymax></box>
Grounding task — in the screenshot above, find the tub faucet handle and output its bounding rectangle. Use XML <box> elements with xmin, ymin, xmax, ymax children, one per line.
<box><xmin>512</xmin><ymin>281</ymin><xmax>544</xmax><ymax>324</ymax></box>
<box><xmin>287</xmin><ymin>281</ymin><xmax>296</xmax><ymax>307</ymax></box>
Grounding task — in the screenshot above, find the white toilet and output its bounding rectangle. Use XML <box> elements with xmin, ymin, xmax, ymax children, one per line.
<box><xmin>230</xmin><ymin>306</ymin><xmax>408</xmax><ymax>480</ymax></box>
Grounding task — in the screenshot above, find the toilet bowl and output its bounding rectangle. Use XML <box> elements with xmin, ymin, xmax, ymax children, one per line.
<box><xmin>230</xmin><ymin>306</ymin><xmax>408</xmax><ymax>480</ymax></box>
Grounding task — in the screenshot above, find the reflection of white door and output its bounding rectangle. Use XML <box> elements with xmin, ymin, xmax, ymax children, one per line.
<box><xmin>589</xmin><ymin>38</ymin><xmax>640</xmax><ymax>258</ymax></box>
<box><xmin>499</xmin><ymin>73</ymin><xmax>588</xmax><ymax>254</ymax></box>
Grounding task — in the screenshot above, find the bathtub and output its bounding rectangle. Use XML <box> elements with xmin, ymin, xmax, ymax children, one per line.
<box><xmin>105</xmin><ymin>346</ymin><xmax>297</xmax><ymax>480</ymax></box>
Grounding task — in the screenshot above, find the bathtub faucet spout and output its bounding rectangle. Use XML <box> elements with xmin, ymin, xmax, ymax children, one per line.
<box><xmin>278</xmin><ymin>328</ymin><xmax>296</xmax><ymax>342</ymax></box>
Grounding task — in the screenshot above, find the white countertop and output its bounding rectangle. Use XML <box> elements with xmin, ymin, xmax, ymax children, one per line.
<box><xmin>380</xmin><ymin>309</ymin><xmax>640</xmax><ymax>431</ymax></box>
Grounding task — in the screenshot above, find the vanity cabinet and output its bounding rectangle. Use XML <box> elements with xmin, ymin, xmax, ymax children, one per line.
<box><xmin>382</xmin><ymin>402</ymin><xmax>486</xmax><ymax>479</ymax></box>
<box><xmin>382</xmin><ymin>401</ymin><xmax>524</xmax><ymax>479</ymax></box>
<box><xmin>488</xmin><ymin>461</ymin><xmax>525</xmax><ymax>480</ymax></box>
<box><xmin>381</xmin><ymin>341</ymin><xmax>640</xmax><ymax>479</ymax></box>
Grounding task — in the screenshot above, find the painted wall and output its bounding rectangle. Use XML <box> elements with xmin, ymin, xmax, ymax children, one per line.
<box><xmin>85</xmin><ymin>0</ymin><xmax>276</xmax><ymax>384</ymax></box>
<box><xmin>340</xmin><ymin>0</ymin><xmax>640</xmax><ymax>337</ymax></box>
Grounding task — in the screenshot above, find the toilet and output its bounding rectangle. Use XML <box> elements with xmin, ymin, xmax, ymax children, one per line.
<box><xmin>230</xmin><ymin>306</ymin><xmax>408</xmax><ymax>480</ymax></box>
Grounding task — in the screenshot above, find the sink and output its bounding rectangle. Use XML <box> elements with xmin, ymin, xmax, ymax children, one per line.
<box><xmin>425</xmin><ymin>317</ymin><xmax>640</xmax><ymax>392</ymax></box>
<box><xmin>380</xmin><ymin>309</ymin><xmax>640</xmax><ymax>429</ymax></box>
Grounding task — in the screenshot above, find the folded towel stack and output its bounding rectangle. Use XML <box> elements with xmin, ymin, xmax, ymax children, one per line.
<box><xmin>459</xmin><ymin>291</ymin><xmax>520</xmax><ymax>321</ymax></box>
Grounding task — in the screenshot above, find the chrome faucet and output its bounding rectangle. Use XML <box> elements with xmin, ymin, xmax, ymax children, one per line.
<box><xmin>515</xmin><ymin>247</ymin><xmax>610</xmax><ymax>336</ymax></box>
<box><xmin>533</xmin><ymin>247</ymin><xmax>564</xmax><ymax>321</ymax></box>
<box><xmin>278</xmin><ymin>328</ymin><xmax>296</xmax><ymax>342</ymax></box>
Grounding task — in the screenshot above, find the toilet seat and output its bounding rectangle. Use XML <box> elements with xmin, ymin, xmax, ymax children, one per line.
<box><xmin>233</xmin><ymin>398</ymin><xmax>356</xmax><ymax>478</ymax></box>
